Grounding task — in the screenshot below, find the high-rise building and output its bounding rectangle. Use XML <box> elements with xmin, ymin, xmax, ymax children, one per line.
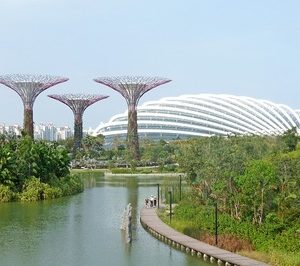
<box><xmin>34</xmin><ymin>123</ymin><xmax>72</xmax><ymax>141</ymax></box>
<box><xmin>0</xmin><ymin>123</ymin><xmax>73</xmax><ymax>141</ymax></box>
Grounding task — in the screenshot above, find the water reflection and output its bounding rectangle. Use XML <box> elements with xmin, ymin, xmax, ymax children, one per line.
<box><xmin>0</xmin><ymin>175</ymin><xmax>210</xmax><ymax>266</ymax></box>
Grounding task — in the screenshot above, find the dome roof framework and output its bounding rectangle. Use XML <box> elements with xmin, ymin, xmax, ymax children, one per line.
<box><xmin>94</xmin><ymin>94</ymin><xmax>300</xmax><ymax>144</ymax></box>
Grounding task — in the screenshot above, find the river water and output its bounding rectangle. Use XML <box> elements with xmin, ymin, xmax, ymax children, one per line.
<box><xmin>0</xmin><ymin>175</ymin><xmax>210</xmax><ymax>266</ymax></box>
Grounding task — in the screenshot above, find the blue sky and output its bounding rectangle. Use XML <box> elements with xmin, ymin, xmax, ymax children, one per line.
<box><xmin>0</xmin><ymin>0</ymin><xmax>300</xmax><ymax>129</ymax></box>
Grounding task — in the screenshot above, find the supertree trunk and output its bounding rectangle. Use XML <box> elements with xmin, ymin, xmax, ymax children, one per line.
<box><xmin>74</xmin><ymin>113</ymin><xmax>83</xmax><ymax>151</ymax></box>
<box><xmin>24</xmin><ymin>107</ymin><xmax>34</xmax><ymax>138</ymax></box>
<box><xmin>127</xmin><ymin>105</ymin><xmax>140</xmax><ymax>160</ymax></box>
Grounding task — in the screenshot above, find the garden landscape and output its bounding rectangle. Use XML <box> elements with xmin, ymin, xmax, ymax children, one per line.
<box><xmin>0</xmin><ymin>1</ymin><xmax>300</xmax><ymax>266</ymax></box>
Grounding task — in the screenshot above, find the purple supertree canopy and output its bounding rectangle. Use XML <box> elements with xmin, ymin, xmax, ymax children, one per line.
<box><xmin>93</xmin><ymin>76</ymin><xmax>171</xmax><ymax>107</ymax></box>
<box><xmin>0</xmin><ymin>74</ymin><xmax>69</xmax><ymax>109</ymax></box>
<box><xmin>94</xmin><ymin>76</ymin><xmax>171</xmax><ymax>160</ymax></box>
<box><xmin>47</xmin><ymin>94</ymin><xmax>109</xmax><ymax>116</ymax></box>
<box><xmin>48</xmin><ymin>94</ymin><xmax>109</xmax><ymax>151</ymax></box>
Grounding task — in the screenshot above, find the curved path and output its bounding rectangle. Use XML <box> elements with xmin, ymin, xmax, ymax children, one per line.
<box><xmin>140</xmin><ymin>207</ymin><xmax>269</xmax><ymax>266</ymax></box>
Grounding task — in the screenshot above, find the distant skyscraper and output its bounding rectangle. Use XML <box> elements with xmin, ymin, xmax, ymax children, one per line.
<box><xmin>57</xmin><ymin>126</ymin><xmax>73</xmax><ymax>140</ymax></box>
<box><xmin>1</xmin><ymin>123</ymin><xmax>74</xmax><ymax>141</ymax></box>
<box><xmin>34</xmin><ymin>123</ymin><xmax>73</xmax><ymax>141</ymax></box>
<box><xmin>0</xmin><ymin>124</ymin><xmax>22</xmax><ymax>136</ymax></box>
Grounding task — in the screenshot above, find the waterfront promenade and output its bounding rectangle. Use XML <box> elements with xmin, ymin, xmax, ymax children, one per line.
<box><xmin>140</xmin><ymin>207</ymin><xmax>269</xmax><ymax>266</ymax></box>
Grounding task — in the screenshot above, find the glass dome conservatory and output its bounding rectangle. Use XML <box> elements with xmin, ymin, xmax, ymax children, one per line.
<box><xmin>93</xmin><ymin>94</ymin><xmax>300</xmax><ymax>145</ymax></box>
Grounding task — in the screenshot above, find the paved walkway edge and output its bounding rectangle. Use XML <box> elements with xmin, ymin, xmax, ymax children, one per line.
<box><xmin>140</xmin><ymin>207</ymin><xmax>269</xmax><ymax>266</ymax></box>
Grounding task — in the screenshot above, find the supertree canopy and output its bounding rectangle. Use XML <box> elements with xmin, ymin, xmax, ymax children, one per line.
<box><xmin>94</xmin><ymin>76</ymin><xmax>171</xmax><ymax>160</ymax></box>
<box><xmin>48</xmin><ymin>94</ymin><xmax>109</xmax><ymax>150</ymax></box>
<box><xmin>0</xmin><ymin>74</ymin><xmax>68</xmax><ymax>138</ymax></box>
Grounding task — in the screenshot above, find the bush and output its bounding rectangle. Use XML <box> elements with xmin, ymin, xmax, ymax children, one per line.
<box><xmin>166</xmin><ymin>200</ymin><xmax>300</xmax><ymax>265</ymax></box>
<box><xmin>0</xmin><ymin>184</ymin><xmax>15</xmax><ymax>202</ymax></box>
<box><xmin>18</xmin><ymin>175</ymin><xmax>83</xmax><ymax>202</ymax></box>
<box><xmin>66</xmin><ymin>175</ymin><xmax>84</xmax><ymax>195</ymax></box>
<box><xmin>43</xmin><ymin>186</ymin><xmax>63</xmax><ymax>199</ymax></box>
<box><xmin>200</xmin><ymin>233</ymin><xmax>253</xmax><ymax>252</ymax></box>
<box><xmin>58</xmin><ymin>175</ymin><xmax>84</xmax><ymax>196</ymax></box>
<box><xmin>140</xmin><ymin>168</ymin><xmax>153</xmax><ymax>174</ymax></box>
<box><xmin>110</xmin><ymin>168</ymin><xmax>134</xmax><ymax>174</ymax></box>
<box><xmin>272</xmin><ymin>225</ymin><xmax>300</xmax><ymax>252</ymax></box>
<box><xmin>0</xmin><ymin>137</ymin><xmax>71</xmax><ymax>192</ymax></box>
<box><xmin>164</xmin><ymin>164</ymin><xmax>177</xmax><ymax>172</ymax></box>
<box><xmin>19</xmin><ymin>177</ymin><xmax>46</xmax><ymax>202</ymax></box>
<box><xmin>0</xmin><ymin>137</ymin><xmax>84</xmax><ymax>203</ymax></box>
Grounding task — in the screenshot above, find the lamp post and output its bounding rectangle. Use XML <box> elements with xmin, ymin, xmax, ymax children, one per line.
<box><xmin>179</xmin><ymin>175</ymin><xmax>182</xmax><ymax>201</ymax></box>
<box><xmin>157</xmin><ymin>183</ymin><xmax>160</xmax><ymax>209</ymax></box>
<box><xmin>168</xmin><ymin>190</ymin><xmax>172</xmax><ymax>224</ymax></box>
<box><xmin>215</xmin><ymin>202</ymin><xmax>218</xmax><ymax>246</ymax></box>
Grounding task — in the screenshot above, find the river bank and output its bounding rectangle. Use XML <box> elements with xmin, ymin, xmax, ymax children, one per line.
<box><xmin>105</xmin><ymin>172</ymin><xmax>184</xmax><ymax>177</ymax></box>
<box><xmin>158</xmin><ymin>201</ymin><xmax>300</xmax><ymax>266</ymax></box>
<box><xmin>71</xmin><ymin>168</ymin><xmax>184</xmax><ymax>177</ymax></box>
<box><xmin>141</xmin><ymin>207</ymin><xmax>268</xmax><ymax>266</ymax></box>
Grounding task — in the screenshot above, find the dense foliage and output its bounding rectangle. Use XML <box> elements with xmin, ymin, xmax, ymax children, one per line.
<box><xmin>176</xmin><ymin>134</ymin><xmax>300</xmax><ymax>225</ymax></box>
<box><xmin>68</xmin><ymin>135</ymin><xmax>179</xmax><ymax>171</ymax></box>
<box><xmin>161</xmin><ymin>200</ymin><xmax>300</xmax><ymax>266</ymax></box>
<box><xmin>172</xmin><ymin>132</ymin><xmax>300</xmax><ymax>265</ymax></box>
<box><xmin>0</xmin><ymin>134</ymin><xmax>83</xmax><ymax>202</ymax></box>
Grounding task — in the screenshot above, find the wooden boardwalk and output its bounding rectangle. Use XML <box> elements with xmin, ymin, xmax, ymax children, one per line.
<box><xmin>140</xmin><ymin>207</ymin><xmax>269</xmax><ymax>266</ymax></box>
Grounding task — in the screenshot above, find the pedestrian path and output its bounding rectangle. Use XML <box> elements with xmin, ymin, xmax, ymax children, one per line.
<box><xmin>140</xmin><ymin>207</ymin><xmax>269</xmax><ymax>266</ymax></box>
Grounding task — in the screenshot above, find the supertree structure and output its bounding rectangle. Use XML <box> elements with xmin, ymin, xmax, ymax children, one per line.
<box><xmin>94</xmin><ymin>76</ymin><xmax>171</xmax><ymax>160</ymax></box>
<box><xmin>0</xmin><ymin>74</ymin><xmax>68</xmax><ymax>138</ymax></box>
<box><xmin>48</xmin><ymin>94</ymin><xmax>109</xmax><ymax>150</ymax></box>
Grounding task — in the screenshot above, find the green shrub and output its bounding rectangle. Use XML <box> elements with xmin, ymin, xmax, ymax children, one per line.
<box><xmin>0</xmin><ymin>184</ymin><xmax>15</xmax><ymax>202</ymax></box>
<box><xmin>18</xmin><ymin>175</ymin><xmax>83</xmax><ymax>202</ymax></box>
<box><xmin>58</xmin><ymin>175</ymin><xmax>84</xmax><ymax>196</ymax></box>
<box><xmin>66</xmin><ymin>174</ymin><xmax>84</xmax><ymax>195</ymax></box>
<box><xmin>0</xmin><ymin>137</ymin><xmax>71</xmax><ymax>192</ymax></box>
<box><xmin>140</xmin><ymin>168</ymin><xmax>153</xmax><ymax>174</ymax></box>
<box><xmin>19</xmin><ymin>177</ymin><xmax>46</xmax><ymax>202</ymax></box>
<box><xmin>71</xmin><ymin>169</ymin><xmax>105</xmax><ymax>177</ymax></box>
<box><xmin>272</xmin><ymin>225</ymin><xmax>300</xmax><ymax>252</ymax></box>
<box><xmin>110</xmin><ymin>168</ymin><xmax>134</xmax><ymax>174</ymax></box>
<box><xmin>268</xmin><ymin>250</ymin><xmax>300</xmax><ymax>266</ymax></box>
<box><xmin>43</xmin><ymin>185</ymin><xmax>63</xmax><ymax>199</ymax></box>
<box><xmin>166</xmin><ymin>200</ymin><xmax>300</xmax><ymax>265</ymax></box>
<box><xmin>164</xmin><ymin>164</ymin><xmax>177</xmax><ymax>172</ymax></box>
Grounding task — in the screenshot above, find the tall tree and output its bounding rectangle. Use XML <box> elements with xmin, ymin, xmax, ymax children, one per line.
<box><xmin>281</xmin><ymin>127</ymin><xmax>299</xmax><ymax>152</ymax></box>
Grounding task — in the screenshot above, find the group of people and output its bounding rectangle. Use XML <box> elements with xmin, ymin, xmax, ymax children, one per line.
<box><xmin>145</xmin><ymin>195</ymin><xmax>157</xmax><ymax>208</ymax></box>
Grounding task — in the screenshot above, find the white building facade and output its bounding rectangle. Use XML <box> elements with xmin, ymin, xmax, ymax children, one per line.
<box><xmin>93</xmin><ymin>94</ymin><xmax>300</xmax><ymax>145</ymax></box>
<box><xmin>34</xmin><ymin>123</ymin><xmax>72</xmax><ymax>141</ymax></box>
